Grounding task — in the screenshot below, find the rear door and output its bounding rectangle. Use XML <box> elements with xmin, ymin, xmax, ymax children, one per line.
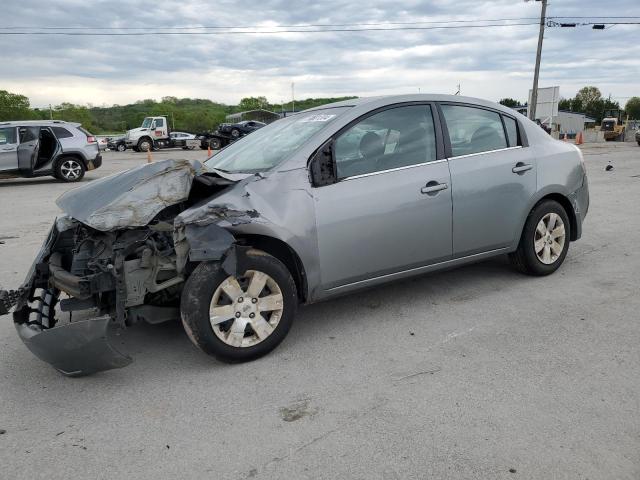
<box><xmin>0</xmin><ymin>126</ymin><xmax>19</xmax><ymax>171</ymax></box>
<box><xmin>439</xmin><ymin>103</ymin><xmax>536</xmax><ymax>257</ymax></box>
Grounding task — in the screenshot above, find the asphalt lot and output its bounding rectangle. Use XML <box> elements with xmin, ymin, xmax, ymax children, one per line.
<box><xmin>1</xmin><ymin>143</ymin><xmax>639</xmax><ymax>479</ymax></box>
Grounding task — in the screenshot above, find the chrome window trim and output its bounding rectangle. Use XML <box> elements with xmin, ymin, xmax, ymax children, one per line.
<box><xmin>340</xmin><ymin>158</ymin><xmax>448</xmax><ymax>182</ymax></box>
<box><xmin>447</xmin><ymin>145</ymin><xmax>522</xmax><ymax>160</ymax></box>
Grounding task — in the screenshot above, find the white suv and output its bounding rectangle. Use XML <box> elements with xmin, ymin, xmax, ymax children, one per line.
<box><xmin>0</xmin><ymin>120</ymin><xmax>102</xmax><ymax>182</ymax></box>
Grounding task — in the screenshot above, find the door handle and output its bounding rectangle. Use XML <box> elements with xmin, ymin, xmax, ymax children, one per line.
<box><xmin>421</xmin><ymin>181</ymin><xmax>448</xmax><ymax>195</ymax></box>
<box><xmin>512</xmin><ymin>162</ymin><xmax>533</xmax><ymax>174</ymax></box>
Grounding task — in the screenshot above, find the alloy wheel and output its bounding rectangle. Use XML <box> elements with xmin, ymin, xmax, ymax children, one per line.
<box><xmin>60</xmin><ymin>160</ymin><xmax>83</xmax><ymax>180</ymax></box>
<box><xmin>209</xmin><ymin>270</ymin><xmax>284</xmax><ymax>348</ymax></box>
<box><xmin>534</xmin><ymin>212</ymin><xmax>566</xmax><ymax>264</ymax></box>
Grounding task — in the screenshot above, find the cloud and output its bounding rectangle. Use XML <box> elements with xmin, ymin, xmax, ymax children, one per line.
<box><xmin>0</xmin><ymin>0</ymin><xmax>636</xmax><ymax>107</ymax></box>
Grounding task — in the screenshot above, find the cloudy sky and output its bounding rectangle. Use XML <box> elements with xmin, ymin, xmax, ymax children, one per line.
<box><xmin>1</xmin><ymin>0</ymin><xmax>637</xmax><ymax>107</ymax></box>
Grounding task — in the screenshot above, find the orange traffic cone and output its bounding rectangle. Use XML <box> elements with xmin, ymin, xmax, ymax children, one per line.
<box><xmin>146</xmin><ymin>148</ymin><xmax>153</xmax><ymax>163</ymax></box>
<box><xmin>207</xmin><ymin>143</ymin><xmax>212</xmax><ymax>156</ymax></box>
<box><xmin>575</xmin><ymin>131</ymin><xmax>584</xmax><ymax>145</ymax></box>
<box><xmin>563</xmin><ymin>133</ymin><xmax>568</xmax><ymax>142</ymax></box>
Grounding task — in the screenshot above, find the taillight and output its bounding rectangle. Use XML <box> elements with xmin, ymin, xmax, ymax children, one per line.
<box><xmin>87</xmin><ymin>136</ymin><xmax>96</xmax><ymax>143</ymax></box>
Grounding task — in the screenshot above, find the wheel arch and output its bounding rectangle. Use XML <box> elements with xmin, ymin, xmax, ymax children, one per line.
<box><xmin>235</xmin><ymin>234</ymin><xmax>308</xmax><ymax>303</ymax></box>
<box><xmin>518</xmin><ymin>190</ymin><xmax>578</xmax><ymax>244</ymax></box>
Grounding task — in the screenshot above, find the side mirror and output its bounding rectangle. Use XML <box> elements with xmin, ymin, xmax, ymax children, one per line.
<box><xmin>309</xmin><ymin>139</ymin><xmax>336</xmax><ymax>187</ymax></box>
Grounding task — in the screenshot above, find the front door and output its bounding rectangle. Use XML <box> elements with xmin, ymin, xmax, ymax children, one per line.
<box><xmin>313</xmin><ymin>104</ymin><xmax>453</xmax><ymax>290</ymax></box>
<box><xmin>0</xmin><ymin>126</ymin><xmax>19</xmax><ymax>171</ymax></box>
<box><xmin>17</xmin><ymin>126</ymin><xmax>40</xmax><ymax>175</ymax></box>
<box><xmin>439</xmin><ymin>104</ymin><xmax>537</xmax><ymax>257</ymax></box>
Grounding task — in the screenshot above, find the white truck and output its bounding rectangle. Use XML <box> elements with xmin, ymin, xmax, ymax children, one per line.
<box><xmin>125</xmin><ymin>116</ymin><xmax>198</xmax><ymax>152</ymax></box>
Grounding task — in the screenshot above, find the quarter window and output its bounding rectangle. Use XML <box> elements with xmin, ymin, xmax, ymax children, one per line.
<box><xmin>334</xmin><ymin>105</ymin><xmax>437</xmax><ymax>179</ymax></box>
<box><xmin>441</xmin><ymin>105</ymin><xmax>508</xmax><ymax>157</ymax></box>
<box><xmin>51</xmin><ymin>126</ymin><xmax>73</xmax><ymax>139</ymax></box>
<box><xmin>0</xmin><ymin>127</ymin><xmax>17</xmax><ymax>145</ymax></box>
<box><xmin>503</xmin><ymin>116</ymin><xmax>519</xmax><ymax>147</ymax></box>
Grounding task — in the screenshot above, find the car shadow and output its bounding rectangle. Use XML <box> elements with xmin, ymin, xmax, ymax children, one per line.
<box><xmin>113</xmin><ymin>256</ymin><xmax>521</xmax><ymax>376</ymax></box>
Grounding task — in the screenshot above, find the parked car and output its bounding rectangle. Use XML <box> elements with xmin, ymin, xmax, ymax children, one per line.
<box><xmin>0</xmin><ymin>120</ymin><xmax>102</xmax><ymax>182</ymax></box>
<box><xmin>107</xmin><ymin>136</ymin><xmax>127</xmax><ymax>152</ymax></box>
<box><xmin>218</xmin><ymin>120</ymin><xmax>266</xmax><ymax>138</ymax></box>
<box><xmin>170</xmin><ymin>131</ymin><xmax>197</xmax><ymax>149</ymax></box>
<box><xmin>1</xmin><ymin>94</ymin><xmax>589</xmax><ymax>376</ymax></box>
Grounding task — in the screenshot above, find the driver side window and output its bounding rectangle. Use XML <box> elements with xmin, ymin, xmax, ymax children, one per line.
<box><xmin>334</xmin><ymin>105</ymin><xmax>437</xmax><ymax>179</ymax></box>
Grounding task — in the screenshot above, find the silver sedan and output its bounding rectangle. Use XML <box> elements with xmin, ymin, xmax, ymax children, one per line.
<box><xmin>3</xmin><ymin>94</ymin><xmax>589</xmax><ymax>375</ymax></box>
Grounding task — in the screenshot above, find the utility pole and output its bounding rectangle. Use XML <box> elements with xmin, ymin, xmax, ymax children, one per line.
<box><xmin>49</xmin><ymin>104</ymin><xmax>53</xmax><ymax>120</ymax></box>
<box><xmin>529</xmin><ymin>0</ymin><xmax>548</xmax><ymax>121</ymax></box>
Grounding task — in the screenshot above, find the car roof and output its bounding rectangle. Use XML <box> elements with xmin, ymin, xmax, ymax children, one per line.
<box><xmin>0</xmin><ymin>120</ymin><xmax>81</xmax><ymax>127</ymax></box>
<box><xmin>305</xmin><ymin>94</ymin><xmax>518</xmax><ymax>116</ymax></box>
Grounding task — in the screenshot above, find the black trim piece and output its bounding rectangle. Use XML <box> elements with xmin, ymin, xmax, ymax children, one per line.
<box><xmin>435</xmin><ymin>103</ymin><xmax>452</xmax><ymax>158</ymax></box>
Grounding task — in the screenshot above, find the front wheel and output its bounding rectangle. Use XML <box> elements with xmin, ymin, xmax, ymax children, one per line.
<box><xmin>209</xmin><ymin>138</ymin><xmax>221</xmax><ymax>149</ymax></box>
<box><xmin>117</xmin><ymin>143</ymin><xmax>126</xmax><ymax>152</ymax></box>
<box><xmin>230</xmin><ymin>128</ymin><xmax>240</xmax><ymax>138</ymax></box>
<box><xmin>509</xmin><ymin>200</ymin><xmax>570</xmax><ymax>276</ymax></box>
<box><xmin>137</xmin><ymin>138</ymin><xmax>152</xmax><ymax>152</ymax></box>
<box><xmin>181</xmin><ymin>249</ymin><xmax>297</xmax><ymax>363</ymax></box>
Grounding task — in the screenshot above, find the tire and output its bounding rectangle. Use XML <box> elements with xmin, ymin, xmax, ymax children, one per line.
<box><xmin>209</xmin><ymin>138</ymin><xmax>221</xmax><ymax>150</ymax></box>
<box><xmin>55</xmin><ymin>157</ymin><xmax>86</xmax><ymax>182</ymax></box>
<box><xmin>230</xmin><ymin>128</ymin><xmax>240</xmax><ymax>138</ymax></box>
<box><xmin>181</xmin><ymin>249</ymin><xmax>297</xmax><ymax>363</ymax></box>
<box><xmin>137</xmin><ymin>138</ymin><xmax>152</xmax><ymax>152</ymax></box>
<box><xmin>509</xmin><ymin>200</ymin><xmax>571</xmax><ymax>276</ymax></box>
<box><xmin>117</xmin><ymin>143</ymin><xmax>126</xmax><ymax>152</ymax></box>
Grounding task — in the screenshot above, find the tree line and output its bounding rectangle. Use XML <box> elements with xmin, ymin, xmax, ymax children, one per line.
<box><xmin>499</xmin><ymin>86</ymin><xmax>639</xmax><ymax>123</ymax></box>
<box><xmin>2</xmin><ymin>87</ymin><xmax>637</xmax><ymax>134</ymax></box>
<box><xmin>0</xmin><ymin>91</ymin><xmax>356</xmax><ymax>134</ymax></box>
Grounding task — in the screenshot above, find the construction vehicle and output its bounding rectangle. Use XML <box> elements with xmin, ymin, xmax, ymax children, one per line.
<box><xmin>125</xmin><ymin>116</ymin><xmax>199</xmax><ymax>152</ymax></box>
<box><xmin>601</xmin><ymin>109</ymin><xmax>627</xmax><ymax>141</ymax></box>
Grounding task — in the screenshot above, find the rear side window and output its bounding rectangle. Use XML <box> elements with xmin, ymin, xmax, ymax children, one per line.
<box><xmin>502</xmin><ymin>116</ymin><xmax>519</xmax><ymax>147</ymax></box>
<box><xmin>51</xmin><ymin>126</ymin><xmax>73</xmax><ymax>139</ymax></box>
<box><xmin>440</xmin><ymin>105</ymin><xmax>508</xmax><ymax>157</ymax></box>
<box><xmin>0</xmin><ymin>127</ymin><xmax>17</xmax><ymax>145</ymax></box>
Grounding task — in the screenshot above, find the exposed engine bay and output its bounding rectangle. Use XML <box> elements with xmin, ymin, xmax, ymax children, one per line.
<box><xmin>2</xmin><ymin>159</ymin><xmax>260</xmax><ymax>376</ymax></box>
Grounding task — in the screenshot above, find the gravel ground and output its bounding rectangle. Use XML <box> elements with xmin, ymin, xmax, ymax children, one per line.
<box><xmin>1</xmin><ymin>143</ymin><xmax>639</xmax><ymax>480</ymax></box>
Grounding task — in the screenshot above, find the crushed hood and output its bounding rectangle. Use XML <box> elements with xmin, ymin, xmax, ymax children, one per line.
<box><xmin>56</xmin><ymin>159</ymin><xmax>203</xmax><ymax>231</ymax></box>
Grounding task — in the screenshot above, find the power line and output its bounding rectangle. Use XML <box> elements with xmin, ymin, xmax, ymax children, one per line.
<box><xmin>1</xmin><ymin>16</ymin><xmax>639</xmax><ymax>31</ymax></box>
<box><xmin>0</xmin><ymin>18</ymin><xmax>543</xmax><ymax>30</ymax></box>
<box><xmin>0</xmin><ymin>22</ymin><xmax>546</xmax><ymax>36</ymax></box>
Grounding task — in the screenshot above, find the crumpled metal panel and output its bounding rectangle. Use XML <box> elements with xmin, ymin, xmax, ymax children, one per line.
<box><xmin>15</xmin><ymin>316</ymin><xmax>131</xmax><ymax>377</ymax></box>
<box><xmin>56</xmin><ymin>159</ymin><xmax>202</xmax><ymax>231</ymax></box>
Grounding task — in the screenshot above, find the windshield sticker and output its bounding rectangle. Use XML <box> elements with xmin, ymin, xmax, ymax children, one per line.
<box><xmin>299</xmin><ymin>114</ymin><xmax>336</xmax><ymax>123</ymax></box>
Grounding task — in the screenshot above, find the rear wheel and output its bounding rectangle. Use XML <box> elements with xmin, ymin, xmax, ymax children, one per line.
<box><xmin>55</xmin><ymin>157</ymin><xmax>85</xmax><ymax>182</ymax></box>
<box><xmin>117</xmin><ymin>143</ymin><xmax>126</xmax><ymax>152</ymax></box>
<box><xmin>181</xmin><ymin>249</ymin><xmax>297</xmax><ymax>363</ymax></box>
<box><xmin>509</xmin><ymin>200</ymin><xmax>570</xmax><ymax>276</ymax></box>
<box><xmin>209</xmin><ymin>138</ymin><xmax>222</xmax><ymax>150</ymax></box>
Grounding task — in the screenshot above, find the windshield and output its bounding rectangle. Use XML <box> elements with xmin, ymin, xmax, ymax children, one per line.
<box><xmin>205</xmin><ymin>108</ymin><xmax>350</xmax><ymax>173</ymax></box>
<box><xmin>141</xmin><ymin>118</ymin><xmax>153</xmax><ymax>129</ymax></box>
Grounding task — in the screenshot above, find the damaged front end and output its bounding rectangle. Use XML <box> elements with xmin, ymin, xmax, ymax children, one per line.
<box><xmin>1</xmin><ymin>159</ymin><xmax>246</xmax><ymax>376</ymax></box>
